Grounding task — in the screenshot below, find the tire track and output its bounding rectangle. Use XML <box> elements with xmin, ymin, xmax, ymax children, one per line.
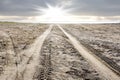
<box><xmin>2</xmin><ymin>24</ymin><xmax>119</xmax><ymax>80</ymax></box>
<box><xmin>34</xmin><ymin>26</ymin><xmax>104</xmax><ymax>80</ymax></box>
<box><xmin>16</xmin><ymin>25</ymin><xmax>53</xmax><ymax>80</ymax></box>
<box><xmin>33</xmin><ymin>42</ymin><xmax>52</xmax><ymax>80</ymax></box>
<box><xmin>58</xmin><ymin>25</ymin><xmax>120</xmax><ymax>80</ymax></box>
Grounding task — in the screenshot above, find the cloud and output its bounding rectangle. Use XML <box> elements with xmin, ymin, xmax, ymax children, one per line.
<box><xmin>0</xmin><ymin>0</ymin><xmax>120</xmax><ymax>16</ymax></box>
<box><xmin>57</xmin><ymin>0</ymin><xmax>73</xmax><ymax>7</ymax></box>
<box><xmin>71</xmin><ymin>0</ymin><xmax>120</xmax><ymax>16</ymax></box>
<box><xmin>0</xmin><ymin>0</ymin><xmax>48</xmax><ymax>16</ymax></box>
<box><xmin>0</xmin><ymin>0</ymin><xmax>120</xmax><ymax>22</ymax></box>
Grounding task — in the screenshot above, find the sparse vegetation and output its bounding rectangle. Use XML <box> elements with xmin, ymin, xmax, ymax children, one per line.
<box><xmin>63</xmin><ymin>23</ymin><xmax>120</xmax><ymax>67</ymax></box>
<box><xmin>0</xmin><ymin>22</ymin><xmax>48</xmax><ymax>51</ymax></box>
<box><xmin>0</xmin><ymin>22</ymin><xmax>48</xmax><ymax>76</ymax></box>
<box><xmin>0</xmin><ymin>23</ymin><xmax>119</xmax><ymax>80</ymax></box>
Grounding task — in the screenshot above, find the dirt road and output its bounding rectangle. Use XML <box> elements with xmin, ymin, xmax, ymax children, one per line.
<box><xmin>0</xmin><ymin>24</ymin><xmax>120</xmax><ymax>80</ymax></box>
<box><xmin>33</xmin><ymin>26</ymin><xmax>103</xmax><ymax>80</ymax></box>
<box><xmin>0</xmin><ymin>25</ymin><xmax>52</xmax><ymax>80</ymax></box>
<box><xmin>58</xmin><ymin>25</ymin><xmax>120</xmax><ymax>80</ymax></box>
<box><xmin>17</xmin><ymin>25</ymin><xmax>53</xmax><ymax>80</ymax></box>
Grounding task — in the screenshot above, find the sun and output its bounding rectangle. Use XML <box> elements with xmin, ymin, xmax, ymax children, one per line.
<box><xmin>36</xmin><ymin>4</ymin><xmax>71</xmax><ymax>23</ymax></box>
<box><xmin>42</xmin><ymin>6</ymin><xmax>65</xmax><ymax>17</ymax></box>
<box><xmin>33</xmin><ymin>4</ymin><xmax>102</xmax><ymax>23</ymax></box>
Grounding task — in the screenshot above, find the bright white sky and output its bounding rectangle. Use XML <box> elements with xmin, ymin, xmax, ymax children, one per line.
<box><xmin>34</xmin><ymin>4</ymin><xmax>104</xmax><ymax>23</ymax></box>
<box><xmin>0</xmin><ymin>0</ymin><xmax>120</xmax><ymax>23</ymax></box>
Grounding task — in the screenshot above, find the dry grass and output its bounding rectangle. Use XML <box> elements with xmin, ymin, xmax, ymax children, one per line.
<box><xmin>0</xmin><ymin>22</ymin><xmax>48</xmax><ymax>76</ymax></box>
<box><xmin>63</xmin><ymin>23</ymin><xmax>120</xmax><ymax>66</ymax></box>
<box><xmin>0</xmin><ymin>22</ymin><xmax>48</xmax><ymax>52</ymax></box>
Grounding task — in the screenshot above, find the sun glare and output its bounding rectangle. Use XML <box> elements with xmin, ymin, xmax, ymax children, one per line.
<box><xmin>36</xmin><ymin>5</ymin><xmax>72</xmax><ymax>23</ymax></box>
<box><xmin>42</xmin><ymin>7</ymin><xmax>65</xmax><ymax>17</ymax></box>
<box><xmin>35</xmin><ymin>4</ymin><xmax>101</xmax><ymax>23</ymax></box>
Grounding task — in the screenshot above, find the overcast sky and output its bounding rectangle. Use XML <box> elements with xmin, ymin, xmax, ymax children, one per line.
<box><xmin>0</xmin><ymin>0</ymin><xmax>120</xmax><ymax>23</ymax></box>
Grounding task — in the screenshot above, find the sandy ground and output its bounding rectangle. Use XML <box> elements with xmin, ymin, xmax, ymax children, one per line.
<box><xmin>0</xmin><ymin>22</ymin><xmax>48</xmax><ymax>52</ymax></box>
<box><xmin>33</xmin><ymin>26</ymin><xmax>104</xmax><ymax>80</ymax></box>
<box><xmin>22</xmin><ymin>25</ymin><xmax>52</xmax><ymax>80</ymax></box>
<box><xmin>0</xmin><ymin>22</ymin><xmax>48</xmax><ymax>79</ymax></box>
<box><xmin>62</xmin><ymin>24</ymin><xmax>120</xmax><ymax>67</ymax></box>
<box><xmin>0</xmin><ymin>23</ymin><xmax>120</xmax><ymax>80</ymax></box>
<box><xmin>59</xmin><ymin>25</ymin><xmax>120</xmax><ymax>80</ymax></box>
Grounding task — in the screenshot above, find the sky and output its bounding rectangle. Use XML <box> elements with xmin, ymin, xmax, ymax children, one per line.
<box><xmin>0</xmin><ymin>0</ymin><xmax>120</xmax><ymax>23</ymax></box>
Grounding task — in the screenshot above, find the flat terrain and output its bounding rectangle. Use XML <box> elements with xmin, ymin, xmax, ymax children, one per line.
<box><xmin>0</xmin><ymin>22</ymin><xmax>120</xmax><ymax>80</ymax></box>
<box><xmin>62</xmin><ymin>24</ymin><xmax>120</xmax><ymax>69</ymax></box>
<box><xmin>0</xmin><ymin>22</ymin><xmax>48</xmax><ymax>80</ymax></box>
<box><xmin>33</xmin><ymin>26</ymin><xmax>103</xmax><ymax>80</ymax></box>
<box><xmin>0</xmin><ymin>22</ymin><xmax>48</xmax><ymax>52</ymax></box>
